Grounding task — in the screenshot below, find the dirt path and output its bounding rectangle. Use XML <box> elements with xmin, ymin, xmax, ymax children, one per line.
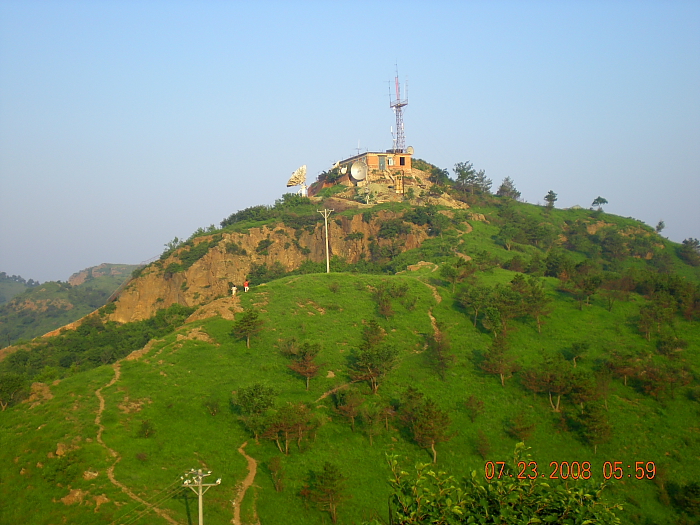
<box><xmin>428</xmin><ymin>309</ymin><xmax>439</xmax><ymax>336</ymax></box>
<box><xmin>95</xmin><ymin>363</ymin><xmax>179</xmax><ymax>525</ymax></box>
<box><xmin>232</xmin><ymin>442</ymin><xmax>258</xmax><ymax>525</ymax></box>
<box><xmin>419</xmin><ymin>279</ymin><xmax>442</xmax><ymax>304</ymax></box>
<box><xmin>315</xmin><ymin>381</ymin><xmax>356</xmax><ymax>402</ymax></box>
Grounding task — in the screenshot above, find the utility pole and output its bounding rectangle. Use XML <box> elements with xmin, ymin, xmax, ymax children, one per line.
<box><xmin>317</xmin><ymin>209</ymin><xmax>334</xmax><ymax>273</ymax></box>
<box><xmin>182</xmin><ymin>468</ymin><xmax>221</xmax><ymax>525</ymax></box>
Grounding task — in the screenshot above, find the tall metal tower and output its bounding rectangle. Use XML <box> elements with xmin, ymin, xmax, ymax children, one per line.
<box><xmin>389</xmin><ymin>69</ymin><xmax>408</xmax><ymax>153</ymax></box>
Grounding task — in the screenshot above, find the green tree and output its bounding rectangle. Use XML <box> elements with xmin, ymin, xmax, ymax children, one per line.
<box><xmin>521</xmin><ymin>354</ymin><xmax>574</xmax><ymax>412</ymax></box>
<box><xmin>479</xmin><ymin>335</ymin><xmax>517</xmax><ymax>387</ymax></box>
<box><xmin>544</xmin><ymin>190</ymin><xmax>558</xmax><ymax>210</ymax></box>
<box><xmin>405</xmin><ymin>397</ymin><xmax>453</xmax><ymax>464</ymax></box>
<box><xmin>457</xmin><ymin>284</ymin><xmax>491</xmax><ymax>327</ymax></box>
<box><xmin>591</xmin><ymin>196</ymin><xmax>608</xmax><ymax>211</ymax></box>
<box><xmin>453</xmin><ymin>161</ymin><xmax>476</xmax><ymax>192</ymax></box>
<box><xmin>335</xmin><ymin>389</ymin><xmax>364</xmax><ymax>432</ymax></box>
<box><xmin>0</xmin><ymin>373</ymin><xmax>27</xmax><ymax>411</ymax></box>
<box><xmin>679</xmin><ymin>238</ymin><xmax>700</xmax><ymax>266</ymax></box>
<box><xmin>655</xmin><ymin>220</ymin><xmax>665</xmax><ymax>234</ymax></box>
<box><xmin>496</xmin><ymin>176</ymin><xmax>521</xmax><ymax>199</ymax></box>
<box><xmin>232</xmin><ymin>307</ymin><xmax>264</xmax><ymax>348</ymax></box>
<box><xmin>282</xmin><ymin>340</ymin><xmax>322</xmax><ymax>390</ymax></box>
<box><xmin>236</xmin><ymin>383</ymin><xmax>276</xmax><ymax>440</ymax></box>
<box><xmin>571</xmin><ymin>402</ymin><xmax>612</xmax><ymax>454</ymax></box>
<box><xmin>425</xmin><ymin>329</ymin><xmax>455</xmax><ymax>380</ymax></box>
<box><xmin>304</xmin><ymin>462</ymin><xmax>349</xmax><ymax>524</ymax></box>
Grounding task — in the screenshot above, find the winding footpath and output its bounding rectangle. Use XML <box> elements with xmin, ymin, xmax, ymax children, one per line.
<box><xmin>94</xmin><ymin>363</ymin><xmax>179</xmax><ymax>525</ymax></box>
<box><xmin>232</xmin><ymin>442</ymin><xmax>258</xmax><ymax>525</ymax></box>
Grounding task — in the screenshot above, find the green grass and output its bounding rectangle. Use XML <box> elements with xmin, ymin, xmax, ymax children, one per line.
<box><xmin>2</xmin><ymin>268</ymin><xmax>699</xmax><ymax>524</ymax></box>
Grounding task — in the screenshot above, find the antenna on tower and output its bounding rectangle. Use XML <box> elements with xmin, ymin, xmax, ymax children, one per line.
<box><xmin>389</xmin><ymin>65</ymin><xmax>408</xmax><ymax>153</ymax></box>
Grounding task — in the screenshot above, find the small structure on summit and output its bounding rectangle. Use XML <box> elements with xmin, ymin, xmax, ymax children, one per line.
<box><xmin>304</xmin><ymin>69</ymin><xmax>423</xmax><ymax>199</ymax></box>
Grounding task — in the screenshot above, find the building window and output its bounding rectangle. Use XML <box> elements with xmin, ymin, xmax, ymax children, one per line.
<box><xmin>388</xmin><ymin>157</ymin><xmax>394</xmax><ymax>166</ymax></box>
<box><xmin>399</xmin><ymin>157</ymin><xmax>406</xmax><ymax>166</ymax></box>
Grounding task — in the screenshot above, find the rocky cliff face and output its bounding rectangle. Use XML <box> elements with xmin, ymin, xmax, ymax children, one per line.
<box><xmin>109</xmin><ymin>211</ymin><xmax>430</xmax><ymax>323</ymax></box>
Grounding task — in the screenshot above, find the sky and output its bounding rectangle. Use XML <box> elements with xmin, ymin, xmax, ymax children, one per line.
<box><xmin>1</xmin><ymin>0</ymin><xmax>698</xmax><ymax>283</ymax></box>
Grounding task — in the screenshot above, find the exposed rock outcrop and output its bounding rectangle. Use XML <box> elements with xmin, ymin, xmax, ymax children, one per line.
<box><xmin>108</xmin><ymin>211</ymin><xmax>430</xmax><ymax>323</ymax></box>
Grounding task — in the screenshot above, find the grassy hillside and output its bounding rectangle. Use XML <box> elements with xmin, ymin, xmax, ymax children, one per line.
<box><xmin>1</xmin><ymin>185</ymin><xmax>699</xmax><ymax>524</ymax></box>
<box><xmin>0</xmin><ymin>272</ymin><xmax>39</xmax><ymax>305</ymax></box>
<box><xmin>1</xmin><ymin>267</ymin><xmax>699</xmax><ymax>524</ymax></box>
<box><xmin>0</xmin><ymin>263</ymin><xmax>138</xmax><ymax>346</ymax></box>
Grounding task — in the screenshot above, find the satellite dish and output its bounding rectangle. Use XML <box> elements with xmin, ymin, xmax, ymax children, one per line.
<box><xmin>340</xmin><ymin>166</ymin><xmax>347</xmax><ymax>175</ymax></box>
<box><xmin>350</xmin><ymin>161</ymin><xmax>368</xmax><ymax>181</ymax></box>
<box><xmin>406</xmin><ymin>146</ymin><xmax>414</xmax><ymax>155</ymax></box>
<box><xmin>286</xmin><ymin>165</ymin><xmax>307</xmax><ymax>187</ymax></box>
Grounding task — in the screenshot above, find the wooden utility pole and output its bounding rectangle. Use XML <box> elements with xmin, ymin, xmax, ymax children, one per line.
<box><xmin>182</xmin><ymin>469</ymin><xmax>221</xmax><ymax>525</ymax></box>
<box><xmin>317</xmin><ymin>209</ymin><xmax>333</xmax><ymax>273</ymax></box>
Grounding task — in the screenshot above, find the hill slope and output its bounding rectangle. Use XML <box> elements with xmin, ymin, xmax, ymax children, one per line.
<box><xmin>1</xmin><ymin>186</ymin><xmax>699</xmax><ymax>524</ymax></box>
<box><xmin>0</xmin><ymin>263</ymin><xmax>138</xmax><ymax>346</ymax></box>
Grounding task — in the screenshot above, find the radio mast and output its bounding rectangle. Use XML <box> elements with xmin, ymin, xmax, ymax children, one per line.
<box><xmin>389</xmin><ymin>68</ymin><xmax>408</xmax><ymax>153</ymax></box>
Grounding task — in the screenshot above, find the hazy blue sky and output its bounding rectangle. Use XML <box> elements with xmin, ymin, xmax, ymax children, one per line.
<box><xmin>1</xmin><ymin>1</ymin><xmax>698</xmax><ymax>282</ymax></box>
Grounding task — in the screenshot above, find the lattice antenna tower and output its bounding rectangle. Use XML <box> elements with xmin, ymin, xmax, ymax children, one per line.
<box><xmin>389</xmin><ymin>67</ymin><xmax>408</xmax><ymax>153</ymax></box>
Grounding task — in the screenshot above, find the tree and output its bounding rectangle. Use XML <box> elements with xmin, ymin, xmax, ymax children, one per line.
<box><xmin>655</xmin><ymin>220</ymin><xmax>665</xmax><ymax>234</ymax></box>
<box><xmin>544</xmin><ymin>190</ymin><xmax>557</xmax><ymax>210</ymax></box>
<box><xmin>428</xmin><ymin>167</ymin><xmax>451</xmax><ymax>186</ymax></box>
<box><xmin>425</xmin><ymin>329</ymin><xmax>455</xmax><ymax>380</ymax></box>
<box><xmin>0</xmin><ymin>373</ymin><xmax>27</xmax><ymax>411</ymax></box>
<box><xmin>505</xmin><ymin>412</ymin><xmax>536</xmax><ymax>441</ymax></box>
<box><xmin>496</xmin><ymin>176</ymin><xmax>521</xmax><ymax>200</ymax></box>
<box><xmin>457</xmin><ymin>284</ymin><xmax>491</xmax><ymax>327</ymax></box>
<box><xmin>360</xmin><ymin>401</ymin><xmax>384</xmax><ymax>446</ymax></box>
<box><xmin>520</xmin><ymin>354</ymin><xmax>574</xmax><ymax>412</ymax></box>
<box><xmin>304</xmin><ymin>462</ymin><xmax>349</xmax><ymax>524</ymax></box>
<box><xmin>439</xmin><ymin>259</ymin><xmax>475</xmax><ymax>293</ymax></box>
<box><xmin>479</xmin><ymin>335</ymin><xmax>517</xmax><ymax>387</ymax></box>
<box><xmin>264</xmin><ymin>402</ymin><xmax>315</xmax><ymax>455</ymax></box>
<box><xmin>407</xmin><ymin>398</ymin><xmax>453</xmax><ymax>464</ymax></box>
<box><xmin>571</xmin><ymin>402</ymin><xmax>612</xmax><ymax>454</ymax></box>
<box><xmin>464</xmin><ymin>395</ymin><xmax>484</xmax><ymax>423</ymax></box>
<box><xmin>591</xmin><ymin>196</ymin><xmax>608</xmax><ymax>211</ymax></box>
<box><xmin>232</xmin><ymin>307</ymin><xmax>264</xmax><ymax>348</ymax></box>
<box><xmin>282</xmin><ymin>340</ymin><xmax>322</xmax><ymax>390</ymax></box>
<box><xmin>679</xmin><ymin>238</ymin><xmax>700</xmax><ymax>266</ymax></box>
<box><xmin>453</xmin><ymin>161</ymin><xmax>476</xmax><ymax>192</ymax></box>
<box><xmin>236</xmin><ymin>383</ymin><xmax>276</xmax><ymax>415</ymax></box>
<box><xmin>522</xmin><ymin>276</ymin><xmax>552</xmax><ymax>333</ymax></box>
<box><xmin>335</xmin><ymin>389</ymin><xmax>364</xmax><ymax>432</ymax></box>
<box><xmin>236</xmin><ymin>383</ymin><xmax>276</xmax><ymax>440</ymax></box>
<box><xmin>269</xmin><ymin>456</ymin><xmax>285</xmax><ymax>492</ymax></box>
<box><xmin>350</xmin><ymin>324</ymin><xmax>398</xmax><ymax>394</ymax></box>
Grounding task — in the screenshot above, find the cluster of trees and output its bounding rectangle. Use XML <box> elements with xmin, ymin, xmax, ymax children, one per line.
<box><xmin>220</xmin><ymin>193</ymin><xmax>317</xmax><ymax>229</ymax></box>
<box><xmin>0</xmin><ymin>304</ymin><xmax>195</xmax><ymax>383</ymax></box>
<box><xmin>497</xmin><ymin>206</ymin><xmax>559</xmax><ymax>251</ymax></box>
<box><xmin>458</xmin><ymin>273</ymin><xmax>552</xmax><ymax>336</ymax></box>
<box><xmin>679</xmin><ymin>238</ymin><xmax>700</xmax><ymax>266</ymax></box>
<box><xmin>0</xmin><ymin>272</ymin><xmax>40</xmax><ymax>287</ymax></box>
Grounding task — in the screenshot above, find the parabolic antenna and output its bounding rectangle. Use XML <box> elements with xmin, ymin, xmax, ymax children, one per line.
<box><xmin>350</xmin><ymin>161</ymin><xmax>368</xmax><ymax>181</ymax></box>
<box><xmin>340</xmin><ymin>166</ymin><xmax>347</xmax><ymax>175</ymax></box>
<box><xmin>286</xmin><ymin>165</ymin><xmax>307</xmax><ymax>187</ymax></box>
<box><xmin>406</xmin><ymin>146</ymin><xmax>414</xmax><ymax>155</ymax></box>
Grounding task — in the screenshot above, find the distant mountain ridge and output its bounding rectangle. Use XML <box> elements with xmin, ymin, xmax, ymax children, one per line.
<box><xmin>0</xmin><ymin>263</ymin><xmax>138</xmax><ymax>346</ymax></box>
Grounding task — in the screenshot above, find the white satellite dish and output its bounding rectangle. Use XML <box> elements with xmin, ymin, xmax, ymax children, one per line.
<box><xmin>340</xmin><ymin>166</ymin><xmax>347</xmax><ymax>175</ymax></box>
<box><xmin>350</xmin><ymin>161</ymin><xmax>368</xmax><ymax>181</ymax></box>
<box><xmin>286</xmin><ymin>165</ymin><xmax>307</xmax><ymax>187</ymax></box>
<box><xmin>406</xmin><ymin>146</ymin><xmax>414</xmax><ymax>155</ymax></box>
